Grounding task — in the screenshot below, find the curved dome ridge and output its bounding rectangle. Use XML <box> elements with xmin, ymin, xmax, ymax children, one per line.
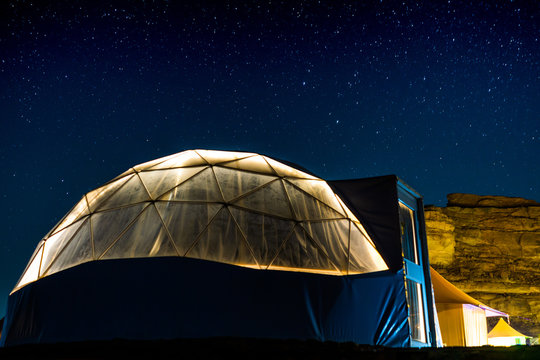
<box><xmin>13</xmin><ymin>149</ymin><xmax>388</xmax><ymax>293</ymax></box>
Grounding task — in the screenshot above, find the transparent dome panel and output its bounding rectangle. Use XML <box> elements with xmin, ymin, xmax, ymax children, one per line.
<box><xmin>213</xmin><ymin>166</ymin><xmax>276</xmax><ymax>202</ymax></box>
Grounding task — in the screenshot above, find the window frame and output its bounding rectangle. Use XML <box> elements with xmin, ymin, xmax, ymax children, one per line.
<box><xmin>398</xmin><ymin>183</ymin><xmax>432</xmax><ymax>347</ymax></box>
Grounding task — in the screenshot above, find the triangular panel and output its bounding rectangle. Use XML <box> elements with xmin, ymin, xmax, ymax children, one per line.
<box><xmin>232</xmin><ymin>179</ymin><xmax>292</xmax><ymax>218</ymax></box>
<box><xmin>13</xmin><ymin>242</ymin><xmax>44</xmax><ymax>291</ymax></box>
<box><xmin>139</xmin><ymin>166</ymin><xmax>206</xmax><ymax>199</ymax></box>
<box><xmin>92</xmin><ymin>204</ymin><xmax>148</xmax><ymax>258</ymax></box>
<box><xmin>155</xmin><ymin>202</ymin><xmax>223</xmax><ymax>256</ymax></box>
<box><xmin>43</xmin><ymin>219</ymin><xmax>93</xmax><ymax>277</ymax></box>
<box><xmin>348</xmin><ymin>222</ymin><xmax>389</xmax><ymax>273</ymax></box>
<box><xmin>185</xmin><ymin>207</ymin><xmax>257</xmax><ymax>267</ymax></box>
<box><xmin>284</xmin><ymin>182</ymin><xmax>344</xmax><ymax>220</ymax></box>
<box><xmin>213</xmin><ymin>166</ymin><xmax>277</xmax><ymax>202</ymax></box>
<box><xmin>264</xmin><ymin>156</ymin><xmax>318</xmax><ymax>179</ymax></box>
<box><xmin>101</xmin><ymin>205</ymin><xmax>177</xmax><ymax>259</ymax></box>
<box><xmin>335</xmin><ymin>194</ymin><xmax>362</xmax><ymax>224</ymax></box>
<box><xmin>301</xmin><ymin>220</ymin><xmax>350</xmax><ymax>273</ymax></box>
<box><xmin>49</xmin><ymin>197</ymin><xmax>90</xmax><ymax>236</ymax></box>
<box><xmin>96</xmin><ymin>174</ymin><xmax>151</xmax><ymax>211</ymax></box>
<box><xmin>286</xmin><ymin>178</ymin><xmax>345</xmax><ymax>216</ymax></box>
<box><xmin>195</xmin><ymin>149</ymin><xmax>255</xmax><ymax>165</ymax></box>
<box><xmin>229</xmin><ymin>207</ymin><xmax>295</xmax><ymax>267</ymax></box>
<box><xmin>220</xmin><ymin>155</ymin><xmax>275</xmax><ymax>175</ymax></box>
<box><xmin>148</xmin><ymin>150</ymin><xmax>207</xmax><ymax>170</ymax></box>
<box><xmin>40</xmin><ymin>219</ymin><xmax>86</xmax><ymax>277</ymax></box>
<box><xmin>86</xmin><ymin>175</ymin><xmax>133</xmax><ymax>212</ymax></box>
<box><xmin>133</xmin><ymin>152</ymin><xmax>179</xmax><ymax>172</ymax></box>
<box><xmin>269</xmin><ymin>226</ymin><xmax>339</xmax><ymax>273</ymax></box>
<box><xmin>158</xmin><ymin>167</ymin><xmax>224</xmax><ymax>202</ymax></box>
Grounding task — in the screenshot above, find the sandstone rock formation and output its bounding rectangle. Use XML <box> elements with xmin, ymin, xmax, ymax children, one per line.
<box><xmin>425</xmin><ymin>194</ymin><xmax>540</xmax><ymax>338</ymax></box>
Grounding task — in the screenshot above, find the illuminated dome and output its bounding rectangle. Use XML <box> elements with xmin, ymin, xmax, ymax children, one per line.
<box><xmin>14</xmin><ymin>149</ymin><xmax>387</xmax><ymax>292</ymax></box>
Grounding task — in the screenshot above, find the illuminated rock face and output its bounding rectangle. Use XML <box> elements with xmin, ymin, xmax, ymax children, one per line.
<box><xmin>425</xmin><ymin>194</ymin><xmax>540</xmax><ymax>338</ymax></box>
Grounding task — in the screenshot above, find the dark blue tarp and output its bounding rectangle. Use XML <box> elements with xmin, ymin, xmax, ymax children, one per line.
<box><xmin>1</xmin><ymin>257</ymin><xmax>409</xmax><ymax>347</ymax></box>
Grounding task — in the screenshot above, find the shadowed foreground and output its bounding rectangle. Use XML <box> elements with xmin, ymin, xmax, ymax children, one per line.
<box><xmin>0</xmin><ymin>338</ymin><xmax>539</xmax><ymax>359</ymax></box>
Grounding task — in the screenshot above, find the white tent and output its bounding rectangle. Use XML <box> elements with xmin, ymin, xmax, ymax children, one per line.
<box><xmin>14</xmin><ymin>149</ymin><xmax>387</xmax><ymax>293</ymax></box>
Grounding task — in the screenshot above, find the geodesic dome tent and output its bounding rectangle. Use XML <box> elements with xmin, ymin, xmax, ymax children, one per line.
<box><xmin>14</xmin><ymin>150</ymin><xmax>387</xmax><ymax>292</ymax></box>
<box><xmin>1</xmin><ymin>150</ymin><xmax>438</xmax><ymax>347</ymax></box>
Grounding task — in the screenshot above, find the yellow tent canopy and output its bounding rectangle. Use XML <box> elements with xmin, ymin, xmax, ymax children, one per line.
<box><xmin>488</xmin><ymin>318</ymin><xmax>529</xmax><ymax>338</ymax></box>
<box><xmin>430</xmin><ymin>268</ymin><xmax>507</xmax><ymax>317</ymax></box>
<box><xmin>430</xmin><ymin>268</ymin><xmax>508</xmax><ymax>346</ymax></box>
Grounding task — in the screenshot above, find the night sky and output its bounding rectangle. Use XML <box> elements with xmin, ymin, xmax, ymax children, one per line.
<box><xmin>1</xmin><ymin>1</ymin><xmax>538</xmax><ymax>317</ymax></box>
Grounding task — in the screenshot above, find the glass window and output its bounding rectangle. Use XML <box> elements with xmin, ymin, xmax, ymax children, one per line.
<box><xmin>399</xmin><ymin>201</ymin><xmax>419</xmax><ymax>264</ymax></box>
<box><xmin>406</xmin><ymin>278</ymin><xmax>427</xmax><ymax>343</ymax></box>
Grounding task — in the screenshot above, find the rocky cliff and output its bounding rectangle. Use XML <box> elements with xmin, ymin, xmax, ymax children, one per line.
<box><xmin>425</xmin><ymin>193</ymin><xmax>540</xmax><ymax>338</ymax></box>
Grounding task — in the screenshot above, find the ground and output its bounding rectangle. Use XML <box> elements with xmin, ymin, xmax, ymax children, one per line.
<box><xmin>0</xmin><ymin>338</ymin><xmax>539</xmax><ymax>359</ymax></box>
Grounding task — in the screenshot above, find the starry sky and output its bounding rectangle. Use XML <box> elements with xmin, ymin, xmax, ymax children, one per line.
<box><xmin>0</xmin><ymin>0</ymin><xmax>538</xmax><ymax>317</ymax></box>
